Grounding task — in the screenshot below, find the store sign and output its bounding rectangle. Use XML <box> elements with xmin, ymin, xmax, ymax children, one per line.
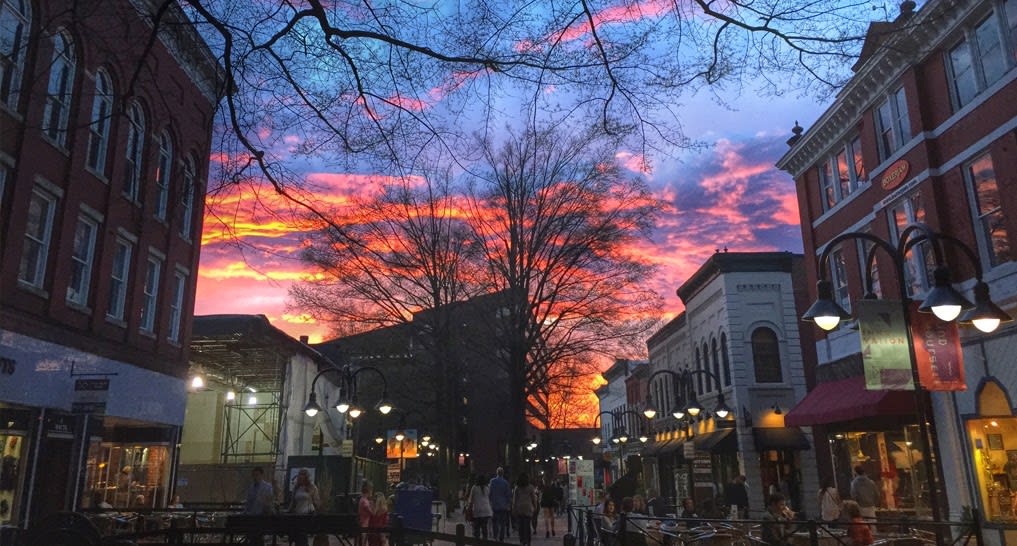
<box><xmin>71</xmin><ymin>378</ymin><xmax>110</xmax><ymax>414</ymax></box>
<box><xmin>879</xmin><ymin>159</ymin><xmax>910</xmax><ymax>191</ymax></box>
<box><xmin>45</xmin><ymin>414</ymin><xmax>75</xmax><ymax>438</ymax></box>
<box><xmin>683</xmin><ymin>441</ymin><xmax>695</xmax><ymax>458</ymax></box>
<box><xmin>910</xmin><ymin>304</ymin><xmax>966</xmax><ymax>391</ymax></box>
<box><xmin>692</xmin><ymin>454</ymin><xmax>713</xmax><ymax>487</ymax></box>
<box><xmin>857</xmin><ymin>299</ymin><xmax>914</xmax><ymax>390</ymax></box>
<box><xmin>387</xmin><ymin>463</ymin><xmax>401</xmax><ymax>485</ymax></box>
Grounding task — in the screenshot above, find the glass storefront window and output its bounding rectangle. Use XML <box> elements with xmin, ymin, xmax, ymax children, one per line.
<box><xmin>82</xmin><ymin>441</ymin><xmax>171</xmax><ymax>509</ymax></box>
<box><xmin>0</xmin><ymin>432</ymin><xmax>26</xmax><ymax>525</ymax></box>
<box><xmin>828</xmin><ymin>426</ymin><xmax>930</xmax><ymax>516</ymax></box>
<box><xmin>967</xmin><ymin>416</ymin><xmax>1017</xmax><ymax>521</ymax></box>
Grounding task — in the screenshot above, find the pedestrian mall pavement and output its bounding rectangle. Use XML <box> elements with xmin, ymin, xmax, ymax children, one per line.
<box><xmin>433</xmin><ymin>511</ymin><xmax>572</xmax><ymax>546</ymax></box>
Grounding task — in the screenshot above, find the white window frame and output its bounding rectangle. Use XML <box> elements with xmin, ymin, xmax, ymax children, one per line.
<box><xmin>856</xmin><ymin>229</ymin><xmax>883</xmax><ymax>299</ymax></box>
<box><xmin>123</xmin><ymin>102</ymin><xmax>145</xmax><ymax>201</ymax></box>
<box><xmin>107</xmin><ymin>238</ymin><xmax>133</xmax><ymax>321</ymax></box>
<box><xmin>888</xmin><ymin>191</ymin><xmax>934</xmax><ymax>296</ymax></box>
<box><xmin>965</xmin><ymin>152</ymin><xmax>1013</xmax><ymax>268</ymax></box>
<box><xmin>168</xmin><ymin>269</ymin><xmax>186</xmax><ymax>342</ymax></box>
<box><xmin>876</xmin><ymin>87</ymin><xmax>911</xmax><ymax>160</ymax></box>
<box><xmin>179</xmin><ymin>157</ymin><xmax>195</xmax><ymax>239</ymax></box>
<box><xmin>66</xmin><ymin>215</ymin><xmax>98</xmax><ymax>306</ymax></box>
<box><xmin>18</xmin><ymin>188</ymin><xmax>57</xmax><ymax>289</ymax></box>
<box><xmin>830</xmin><ymin>246</ymin><xmax>851</xmax><ymax>313</ymax></box>
<box><xmin>818</xmin><ymin>136</ymin><xmax>866</xmax><ymax>211</ymax></box>
<box><xmin>41</xmin><ymin>32</ymin><xmax>75</xmax><ymax>148</ymax></box>
<box><xmin>154</xmin><ymin>130</ymin><xmax>172</xmax><ymax>220</ymax></box>
<box><xmin>86</xmin><ymin>69</ymin><xmax>113</xmax><ymax>177</ymax></box>
<box><xmin>947</xmin><ymin>7</ymin><xmax>1015</xmax><ymax>110</ymax></box>
<box><xmin>0</xmin><ymin>0</ymin><xmax>30</xmax><ymax>110</ymax></box>
<box><xmin>140</xmin><ymin>255</ymin><xmax>162</xmax><ymax>333</ymax></box>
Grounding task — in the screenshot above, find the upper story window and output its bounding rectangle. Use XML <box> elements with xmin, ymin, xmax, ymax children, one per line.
<box><xmin>829</xmin><ymin>245</ymin><xmax>851</xmax><ymax>313</ymax></box>
<box><xmin>19</xmin><ymin>188</ymin><xmax>58</xmax><ymax>289</ymax></box>
<box><xmin>0</xmin><ymin>0</ymin><xmax>30</xmax><ymax>109</ymax></box>
<box><xmin>180</xmin><ymin>156</ymin><xmax>196</xmax><ymax>239</ymax></box>
<box><xmin>107</xmin><ymin>237</ymin><xmax>133</xmax><ymax>321</ymax></box>
<box><xmin>702</xmin><ymin>342</ymin><xmax>712</xmax><ymax>392</ymax></box>
<box><xmin>711</xmin><ymin>338</ymin><xmax>721</xmax><ymax>392</ymax></box>
<box><xmin>818</xmin><ymin>136</ymin><xmax>866</xmax><ymax>211</ymax></box>
<box><xmin>889</xmin><ymin>191</ymin><xmax>935</xmax><ymax>296</ymax></box>
<box><xmin>720</xmin><ymin>334</ymin><xmax>731</xmax><ymax>386</ymax></box>
<box><xmin>154</xmin><ymin>131</ymin><xmax>172</xmax><ymax>221</ymax></box>
<box><xmin>123</xmin><ymin>102</ymin><xmax>145</xmax><ymax>201</ymax></box>
<box><xmin>966</xmin><ymin>153</ymin><xmax>1013</xmax><ymax>267</ymax></box>
<box><xmin>876</xmin><ymin>88</ymin><xmax>911</xmax><ymax>160</ymax></box>
<box><xmin>140</xmin><ymin>255</ymin><xmax>162</xmax><ymax>333</ymax></box>
<box><xmin>694</xmin><ymin>347</ymin><xmax>703</xmax><ymax>396</ymax></box>
<box><xmin>86</xmin><ymin>69</ymin><xmax>114</xmax><ymax>177</ymax></box>
<box><xmin>67</xmin><ymin>215</ymin><xmax>98</xmax><ymax>307</ymax></box>
<box><xmin>752</xmin><ymin>327</ymin><xmax>783</xmax><ymax>383</ymax></box>
<box><xmin>42</xmin><ymin>32</ymin><xmax>75</xmax><ymax>148</ymax></box>
<box><xmin>948</xmin><ymin>6</ymin><xmax>1015</xmax><ymax>109</ymax></box>
<box><xmin>857</xmin><ymin>228</ymin><xmax>883</xmax><ymax>298</ymax></box>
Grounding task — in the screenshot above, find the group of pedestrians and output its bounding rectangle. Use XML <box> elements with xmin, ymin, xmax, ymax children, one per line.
<box><xmin>462</xmin><ymin>467</ymin><xmax>565</xmax><ymax>545</ymax></box>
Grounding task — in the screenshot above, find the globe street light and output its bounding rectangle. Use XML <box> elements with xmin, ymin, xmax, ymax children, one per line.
<box><xmin>802</xmin><ymin>222</ymin><xmax>1012</xmax><ymax>522</ymax></box>
<box><xmin>303</xmin><ymin>364</ymin><xmax>393</xmax><ymax>418</ymax></box>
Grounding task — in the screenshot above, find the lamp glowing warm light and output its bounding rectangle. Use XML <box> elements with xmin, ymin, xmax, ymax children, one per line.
<box><xmin>190</xmin><ymin>376</ymin><xmax>204</xmax><ymax>389</ymax></box>
<box><xmin>375</xmin><ymin>436</ymin><xmax>384</xmax><ymax>444</ymax></box>
<box><xmin>643</xmin><ymin>407</ymin><xmax>657</xmax><ymax>419</ymax></box>
<box><xmin>248</xmin><ymin>395</ymin><xmax>257</xmax><ymax>405</ymax></box>
<box><xmin>814</xmin><ymin>316</ymin><xmax>842</xmax><ymax>331</ymax></box>
<box><xmin>672</xmin><ymin>409</ymin><xmax>685</xmax><ymax>420</ymax></box>
<box><xmin>931</xmin><ymin>305</ymin><xmax>962</xmax><ymax>322</ymax></box>
<box><xmin>348</xmin><ymin>407</ymin><xmax>363</xmax><ymax>419</ymax></box>
<box><xmin>973</xmin><ymin>318</ymin><xmax>1001</xmax><ymax>333</ymax></box>
<box><xmin>592</xmin><ymin>437</ymin><xmax>602</xmax><ymax>445</ymax></box>
<box><xmin>226</xmin><ymin>390</ymin><xmax>236</xmax><ymax>402</ymax></box>
<box><xmin>395</xmin><ymin>431</ymin><xmax>405</xmax><ymax>441</ymax></box>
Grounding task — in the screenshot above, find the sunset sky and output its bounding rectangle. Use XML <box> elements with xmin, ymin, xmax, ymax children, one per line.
<box><xmin>193</xmin><ymin>87</ymin><xmax>826</xmax><ymax>344</ymax></box>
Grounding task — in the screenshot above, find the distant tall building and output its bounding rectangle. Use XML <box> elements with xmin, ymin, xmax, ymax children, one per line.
<box><xmin>0</xmin><ymin>0</ymin><xmax>219</xmax><ymax>525</ymax></box>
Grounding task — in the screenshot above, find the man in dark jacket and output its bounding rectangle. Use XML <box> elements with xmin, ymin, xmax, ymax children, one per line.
<box><xmin>723</xmin><ymin>475</ymin><xmax>749</xmax><ymax>518</ymax></box>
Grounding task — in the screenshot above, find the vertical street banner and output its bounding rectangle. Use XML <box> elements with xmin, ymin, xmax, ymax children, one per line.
<box><xmin>568</xmin><ymin>459</ymin><xmax>595</xmax><ymax>506</ymax></box>
<box><xmin>386</xmin><ymin>429</ymin><xmax>419</xmax><ymax>459</ymax></box>
<box><xmin>857</xmin><ymin>299</ymin><xmax>914</xmax><ymax>390</ymax></box>
<box><xmin>910</xmin><ymin>303</ymin><xmax>966</xmax><ymax>391</ymax></box>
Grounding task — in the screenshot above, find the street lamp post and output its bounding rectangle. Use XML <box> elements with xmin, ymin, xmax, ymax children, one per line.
<box><xmin>302</xmin><ymin>364</ymin><xmax>394</xmax><ymax>418</ymax></box>
<box><xmin>642</xmin><ymin>369</ymin><xmax>732</xmax><ymax>422</ymax></box>
<box><xmin>801</xmin><ymin>222</ymin><xmax>1011</xmax><ymax>523</ymax></box>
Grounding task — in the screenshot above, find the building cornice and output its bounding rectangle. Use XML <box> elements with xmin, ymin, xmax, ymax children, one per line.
<box><xmin>776</xmin><ymin>0</ymin><xmax>974</xmax><ymax>177</ymax></box>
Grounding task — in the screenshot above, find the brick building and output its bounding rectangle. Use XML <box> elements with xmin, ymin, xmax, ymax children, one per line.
<box><xmin>0</xmin><ymin>0</ymin><xmax>218</xmax><ymax>526</ymax></box>
<box><xmin>777</xmin><ymin>0</ymin><xmax>1017</xmax><ymax>540</ymax></box>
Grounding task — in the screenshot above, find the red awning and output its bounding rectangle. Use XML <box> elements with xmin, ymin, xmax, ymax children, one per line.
<box><xmin>784</xmin><ymin>376</ymin><xmax>917</xmax><ymax>427</ymax></box>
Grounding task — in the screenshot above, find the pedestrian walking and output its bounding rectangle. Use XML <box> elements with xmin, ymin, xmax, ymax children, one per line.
<box><xmin>540</xmin><ymin>479</ymin><xmax>559</xmax><ymax>537</ymax></box>
<box><xmin>243</xmin><ymin>467</ymin><xmax>275</xmax><ymax>546</ymax></box>
<box><xmin>723</xmin><ymin>475</ymin><xmax>749</xmax><ymax>518</ymax></box>
<box><xmin>368</xmin><ymin>492</ymin><xmax>390</xmax><ymax>546</ymax></box>
<box><xmin>849</xmin><ymin>466</ymin><xmax>879</xmax><ymax>525</ymax></box>
<box><xmin>843</xmin><ymin>500</ymin><xmax>874</xmax><ymax>546</ymax></box>
<box><xmin>287</xmin><ymin>469</ymin><xmax>319</xmax><ymax>546</ymax></box>
<box><xmin>818</xmin><ymin>477</ymin><xmax>841</xmax><ymax>523</ymax></box>
<box><xmin>468</xmin><ymin>474</ymin><xmax>494</xmax><ymax>539</ymax></box>
<box><xmin>511</xmin><ymin>473</ymin><xmax>538</xmax><ymax>546</ymax></box>
<box><xmin>489</xmin><ymin>467</ymin><xmax>513</xmax><ymax>541</ymax></box>
<box><xmin>357</xmin><ymin>480</ymin><xmax>375</xmax><ymax>546</ymax></box>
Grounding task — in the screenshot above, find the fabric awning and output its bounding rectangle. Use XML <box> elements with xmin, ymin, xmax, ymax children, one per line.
<box><xmin>693</xmin><ymin>428</ymin><xmax>737</xmax><ymax>452</ymax></box>
<box><xmin>784</xmin><ymin>375</ymin><xmax>917</xmax><ymax>427</ymax></box>
<box><xmin>643</xmin><ymin>438</ymin><xmax>681</xmax><ymax>455</ymax></box>
<box><xmin>753</xmin><ymin>427</ymin><xmax>811</xmax><ymax>451</ymax></box>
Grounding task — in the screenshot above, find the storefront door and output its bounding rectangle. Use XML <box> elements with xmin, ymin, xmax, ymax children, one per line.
<box><xmin>28</xmin><ymin>413</ymin><xmax>77</xmax><ymax>524</ymax></box>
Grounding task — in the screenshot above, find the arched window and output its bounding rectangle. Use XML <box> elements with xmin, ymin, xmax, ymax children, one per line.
<box><xmin>43</xmin><ymin>32</ymin><xmax>75</xmax><ymax>146</ymax></box>
<box><xmin>703</xmin><ymin>343</ymin><xmax>712</xmax><ymax>392</ymax></box>
<box><xmin>752</xmin><ymin>327</ymin><xmax>783</xmax><ymax>383</ymax></box>
<box><xmin>154</xmin><ymin>130</ymin><xmax>172</xmax><ymax>220</ymax></box>
<box><xmin>179</xmin><ymin>155</ymin><xmax>196</xmax><ymax>239</ymax></box>
<box><xmin>123</xmin><ymin>102</ymin><xmax>145</xmax><ymax>200</ymax></box>
<box><xmin>694</xmin><ymin>347</ymin><xmax>702</xmax><ymax>396</ymax></box>
<box><xmin>0</xmin><ymin>0</ymin><xmax>30</xmax><ymax>108</ymax></box>
<box><xmin>87</xmin><ymin>69</ymin><xmax>113</xmax><ymax>175</ymax></box>
<box><xmin>721</xmin><ymin>333</ymin><xmax>731</xmax><ymax>386</ymax></box>
<box><xmin>711</xmin><ymin>338</ymin><xmax>721</xmax><ymax>390</ymax></box>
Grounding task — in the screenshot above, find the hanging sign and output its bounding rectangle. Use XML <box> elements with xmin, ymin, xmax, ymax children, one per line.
<box><xmin>857</xmin><ymin>299</ymin><xmax>914</xmax><ymax>390</ymax></box>
<box><xmin>386</xmin><ymin>429</ymin><xmax>418</xmax><ymax>459</ymax></box>
<box><xmin>910</xmin><ymin>303</ymin><xmax>966</xmax><ymax>391</ymax></box>
<box><xmin>72</xmin><ymin>378</ymin><xmax>110</xmax><ymax>414</ymax></box>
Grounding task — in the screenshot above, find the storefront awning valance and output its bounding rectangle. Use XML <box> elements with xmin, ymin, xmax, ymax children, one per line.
<box><xmin>647</xmin><ymin>438</ymin><xmax>684</xmax><ymax>455</ymax></box>
<box><xmin>753</xmin><ymin>427</ymin><xmax>811</xmax><ymax>451</ymax></box>
<box><xmin>784</xmin><ymin>376</ymin><xmax>916</xmax><ymax>427</ymax></box>
<box><xmin>693</xmin><ymin>428</ymin><xmax>737</xmax><ymax>452</ymax></box>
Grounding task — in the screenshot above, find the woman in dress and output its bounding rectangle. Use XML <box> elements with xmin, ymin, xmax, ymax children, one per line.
<box><xmin>540</xmin><ymin>478</ymin><xmax>558</xmax><ymax>537</ymax></box>
<box><xmin>511</xmin><ymin>474</ymin><xmax>538</xmax><ymax>546</ymax></box>
<box><xmin>467</xmin><ymin>474</ymin><xmax>493</xmax><ymax>539</ymax></box>
<box><xmin>288</xmin><ymin>469</ymin><xmax>320</xmax><ymax>546</ymax></box>
<box><xmin>818</xmin><ymin>477</ymin><xmax>841</xmax><ymax>524</ymax></box>
<box><xmin>368</xmin><ymin>492</ymin><xmax>390</xmax><ymax>546</ymax></box>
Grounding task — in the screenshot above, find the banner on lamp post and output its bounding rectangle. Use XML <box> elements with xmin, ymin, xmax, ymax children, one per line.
<box><xmin>857</xmin><ymin>299</ymin><xmax>914</xmax><ymax>390</ymax></box>
<box><xmin>910</xmin><ymin>303</ymin><xmax>966</xmax><ymax>391</ymax></box>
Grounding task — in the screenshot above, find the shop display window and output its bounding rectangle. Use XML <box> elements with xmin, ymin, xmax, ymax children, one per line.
<box><xmin>82</xmin><ymin>440</ymin><xmax>171</xmax><ymax>509</ymax></box>
<box><xmin>0</xmin><ymin>433</ymin><xmax>25</xmax><ymax>525</ymax></box>
<box><xmin>828</xmin><ymin>426</ymin><xmax>930</xmax><ymax>516</ymax></box>
<box><xmin>966</xmin><ymin>380</ymin><xmax>1017</xmax><ymax>522</ymax></box>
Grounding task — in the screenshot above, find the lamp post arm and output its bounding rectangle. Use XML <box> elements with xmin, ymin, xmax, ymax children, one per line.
<box><xmin>308</xmin><ymin>366</ymin><xmax>348</xmax><ymax>395</ymax></box>
<box><xmin>936</xmin><ymin>233</ymin><xmax>985</xmax><ymax>280</ymax></box>
<box><xmin>352</xmin><ymin>366</ymin><xmax>389</xmax><ymax>394</ymax></box>
<box><xmin>897</xmin><ymin>223</ymin><xmax>945</xmax><ymax>266</ymax></box>
<box><xmin>645</xmin><ymin>369</ymin><xmax>683</xmax><ymax>406</ymax></box>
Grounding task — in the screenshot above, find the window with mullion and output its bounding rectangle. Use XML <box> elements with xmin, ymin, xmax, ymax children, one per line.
<box><xmin>123</xmin><ymin>103</ymin><xmax>144</xmax><ymax>201</ymax></box>
<box><xmin>107</xmin><ymin>239</ymin><xmax>132</xmax><ymax>320</ymax></box>
<box><xmin>0</xmin><ymin>0</ymin><xmax>30</xmax><ymax>109</ymax></box>
<box><xmin>830</xmin><ymin>246</ymin><xmax>851</xmax><ymax>313</ymax></box>
<box><xmin>877</xmin><ymin>88</ymin><xmax>910</xmax><ymax>160</ymax></box>
<box><xmin>967</xmin><ymin>153</ymin><xmax>1013</xmax><ymax>267</ymax></box>
<box><xmin>889</xmin><ymin>192</ymin><xmax>935</xmax><ymax>296</ymax></box>
<box><xmin>86</xmin><ymin>70</ymin><xmax>113</xmax><ymax>176</ymax></box>
<box><xmin>179</xmin><ymin>157</ymin><xmax>195</xmax><ymax>239</ymax></box>
<box><xmin>18</xmin><ymin>189</ymin><xmax>56</xmax><ymax>288</ymax></box>
<box><xmin>42</xmin><ymin>33</ymin><xmax>74</xmax><ymax>147</ymax></box>
<box><xmin>168</xmin><ymin>270</ymin><xmax>186</xmax><ymax>342</ymax></box>
<box><xmin>977</xmin><ymin>13</ymin><xmax>1008</xmax><ymax>85</ymax></box>
<box><xmin>155</xmin><ymin>131</ymin><xmax>172</xmax><ymax>220</ymax></box>
<box><xmin>819</xmin><ymin>137</ymin><xmax>866</xmax><ymax>211</ymax></box>
<box><xmin>140</xmin><ymin>256</ymin><xmax>161</xmax><ymax>332</ymax></box>
<box><xmin>67</xmin><ymin>215</ymin><xmax>97</xmax><ymax>306</ymax></box>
